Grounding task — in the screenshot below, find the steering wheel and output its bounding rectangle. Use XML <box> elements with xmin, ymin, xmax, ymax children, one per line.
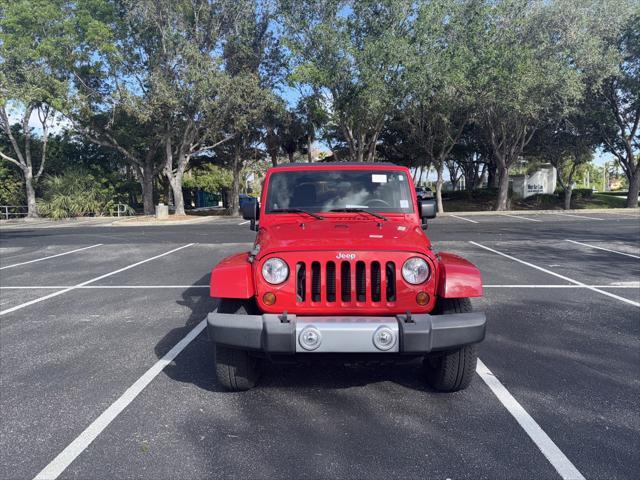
<box><xmin>364</xmin><ymin>198</ymin><xmax>391</xmax><ymax>207</ymax></box>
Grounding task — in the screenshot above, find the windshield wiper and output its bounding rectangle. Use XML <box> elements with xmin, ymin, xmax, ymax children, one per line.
<box><xmin>329</xmin><ymin>208</ymin><xmax>388</xmax><ymax>221</ymax></box>
<box><xmin>270</xmin><ymin>208</ymin><xmax>324</xmax><ymax>220</ymax></box>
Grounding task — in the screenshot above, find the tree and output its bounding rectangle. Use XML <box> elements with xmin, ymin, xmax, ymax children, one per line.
<box><xmin>474</xmin><ymin>0</ymin><xmax>585</xmax><ymax>210</ymax></box>
<box><xmin>398</xmin><ymin>0</ymin><xmax>477</xmax><ymax>211</ymax></box>
<box><xmin>282</xmin><ymin>0</ymin><xmax>412</xmax><ymax>162</ymax></box>
<box><xmin>113</xmin><ymin>0</ymin><xmax>236</xmax><ymax>216</ymax></box>
<box><xmin>527</xmin><ymin>112</ymin><xmax>598</xmax><ymax>209</ymax></box>
<box><xmin>0</xmin><ymin>0</ymin><xmax>82</xmax><ymax>217</ymax></box>
<box><xmin>221</xmin><ymin>0</ymin><xmax>281</xmax><ymax>215</ymax></box>
<box><xmin>591</xmin><ymin>12</ymin><xmax>640</xmax><ymax>207</ymax></box>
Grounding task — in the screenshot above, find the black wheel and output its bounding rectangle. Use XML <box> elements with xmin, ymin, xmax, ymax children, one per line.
<box><xmin>424</xmin><ymin>298</ymin><xmax>478</xmax><ymax>392</ymax></box>
<box><xmin>214</xmin><ymin>299</ymin><xmax>261</xmax><ymax>391</ymax></box>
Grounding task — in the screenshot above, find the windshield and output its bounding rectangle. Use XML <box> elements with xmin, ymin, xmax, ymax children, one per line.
<box><xmin>265</xmin><ymin>170</ymin><xmax>414</xmax><ymax>214</ymax></box>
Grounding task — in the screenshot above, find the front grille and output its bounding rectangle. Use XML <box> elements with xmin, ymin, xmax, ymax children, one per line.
<box><xmin>296</xmin><ymin>259</ymin><xmax>397</xmax><ymax>304</ymax></box>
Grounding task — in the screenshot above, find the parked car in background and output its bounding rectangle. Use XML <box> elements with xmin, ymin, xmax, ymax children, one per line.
<box><xmin>239</xmin><ymin>194</ymin><xmax>257</xmax><ymax>209</ymax></box>
<box><xmin>416</xmin><ymin>186</ymin><xmax>434</xmax><ymax>200</ymax></box>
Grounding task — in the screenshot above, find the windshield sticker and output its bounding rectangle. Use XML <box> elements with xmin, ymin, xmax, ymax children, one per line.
<box><xmin>372</xmin><ymin>174</ymin><xmax>387</xmax><ymax>183</ymax></box>
<box><xmin>400</xmin><ymin>200</ymin><xmax>409</xmax><ymax>208</ymax></box>
<box><xmin>398</xmin><ymin>174</ymin><xmax>404</xmax><ymax>181</ymax></box>
<box><xmin>345</xmin><ymin>204</ymin><xmax>368</xmax><ymax>209</ymax></box>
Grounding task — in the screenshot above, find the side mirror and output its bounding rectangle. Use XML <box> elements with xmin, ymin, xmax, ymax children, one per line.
<box><xmin>241</xmin><ymin>200</ymin><xmax>259</xmax><ymax>231</ymax></box>
<box><xmin>420</xmin><ymin>199</ymin><xmax>437</xmax><ymax>221</ymax></box>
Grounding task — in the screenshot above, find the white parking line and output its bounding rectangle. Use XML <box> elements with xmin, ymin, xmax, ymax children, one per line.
<box><xmin>470</xmin><ymin>241</ymin><xmax>640</xmax><ymax>308</ymax></box>
<box><xmin>449</xmin><ymin>215</ymin><xmax>479</xmax><ymax>224</ymax></box>
<box><xmin>0</xmin><ymin>244</ymin><xmax>195</xmax><ymax>316</ymax></box>
<box><xmin>2</xmin><ymin>284</ymin><xmax>639</xmax><ymax>290</ymax></box>
<box><xmin>500</xmin><ymin>214</ymin><xmax>542</xmax><ymax>222</ymax></box>
<box><xmin>0</xmin><ymin>244</ymin><xmax>103</xmax><ymax>270</ymax></box>
<box><xmin>476</xmin><ymin>359</ymin><xmax>585</xmax><ymax>480</ymax></box>
<box><xmin>484</xmin><ymin>284</ymin><xmax>640</xmax><ymax>289</ymax></box>
<box><xmin>565</xmin><ymin>239</ymin><xmax>640</xmax><ymax>259</ymax></box>
<box><xmin>0</xmin><ymin>285</ymin><xmax>209</xmax><ymax>289</ymax></box>
<box><xmin>237</xmin><ymin>220</ymin><xmax>250</xmax><ymax>225</ymax></box>
<box><xmin>551</xmin><ymin>212</ymin><xmax>603</xmax><ymax>220</ymax></box>
<box><xmin>33</xmin><ymin>318</ymin><xmax>207</xmax><ymax>480</ymax></box>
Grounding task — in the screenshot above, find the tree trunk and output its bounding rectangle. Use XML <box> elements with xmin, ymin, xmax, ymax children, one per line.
<box><xmin>24</xmin><ymin>169</ymin><xmax>39</xmax><ymax>219</ymax></box>
<box><xmin>141</xmin><ymin>160</ymin><xmax>155</xmax><ymax>215</ymax></box>
<box><xmin>270</xmin><ymin>151</ymin><xmax>278</xmax><ymax>167</ymax></box>
<box><xmin>627</xmin><ymin>171</ymin><xmax>639</xmax><ymax>208</ymax></box>
<box><xmin>169</xmin><ymin>174</ymin><xmax>186</xmax><ymax>216</ymax></box>
<box><xmin>564</xmin><ymin>185</ymin><xmax>573</xmax><ymax>210</ymax></box>
<box><xmin>228</xmin><ymin>148</ymin><xmax>242</xmax><ymax>216</ymax></box>
<box><xmin>287</xmin><ymin>151</ymin><xmax>294</xmax><ymax>163</ymax></box>
<box><xmin>307</xmin><ymin>136</ymin><xmax>313</xmax><ymax>162</ymax></box>
<box><xmin>487</xmin><ymin>163</ymin><xmax>498</xmax><ymax>189</ymax></box>
<box><xmin>435</xmin><ymin>163</ymin><xmax>445</xmax><ymax>213</ymax></box>
<box><xmin>495</xmin><ymin>164</ymin><xmax>509</xmax><ymax>211</ymax></box>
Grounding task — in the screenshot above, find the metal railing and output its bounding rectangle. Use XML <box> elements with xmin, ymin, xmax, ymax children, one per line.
<box><xmin>1</xmin><ymin>205</ymin><xmax>28</xmax><ymax>220</ymax></box>
<box><xmin>113</xmin><ymin>203</ymin><xmax>134</xmax><ymax>217</ymax></box>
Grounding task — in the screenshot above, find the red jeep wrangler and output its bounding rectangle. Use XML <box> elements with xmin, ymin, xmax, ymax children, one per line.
<box><xmin>208</xmin><ymin>163</ymin><xmax>485</xmax><ymax>391</ymax></box>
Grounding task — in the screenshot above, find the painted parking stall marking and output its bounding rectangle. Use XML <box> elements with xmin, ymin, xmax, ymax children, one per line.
<box><xmin>551</xmin><ymin>212</ymin><xmax>604</xmax><ymax>221</ymax></box>
<box><xmin>500</xmin><ymin>213</ymin><xmax>542</xmax><ymax>222</ymax></box>
<box><xmin>0</xmin><ymin>244</ymin><xmax>103</xmax><ymax>270</ymax></box>
<box><xmin>0</xmin><ymin>285</ymin><xmax>210</xmax><ymax>289</ymax></box>
<box><xmin>476</xmin><ymin>360</ymin><xmax>586</xmax><ymax>480</ymax></box>
<box><xmin>565</xmin><ymin>239</ymin><xmax>640</xmax><ymax>259</ymax></box>
<box><xmin>449</xmin><ymin>214</ymin><xmax>479</xmax><ymax>224</ymax></box>
<box><xmin>33</xmin><ymin>319</ymin><xmax>208</xmax><ymax>480</ymax></box>
<box><xmin>0</xmin><ymin>244</ymin><xmax>195</xmax><ymax>316</ymax></box>
<box><xmin>469</xmin><ymin>241</ymin><xmax>640</xmax><ymax>308</ymax></box>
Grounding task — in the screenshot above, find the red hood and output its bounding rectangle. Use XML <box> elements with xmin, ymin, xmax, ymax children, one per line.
<box><xmin>255</xmin><ymin>217</ymin><xmax>431</xmax><ymax>259</ymax></box>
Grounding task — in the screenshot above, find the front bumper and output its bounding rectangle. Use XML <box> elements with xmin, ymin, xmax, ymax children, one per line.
<box><xmin>207</xmin><ymin>310</ymin><xmax>486</xmax><ymax>354</ymax></box>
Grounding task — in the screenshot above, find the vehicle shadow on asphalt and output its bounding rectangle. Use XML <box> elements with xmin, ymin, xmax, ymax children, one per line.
<box><xmin>153</xmin><ymin>274</ymin><xmax>223</xmax><ymax>392</ymax></box>
<box><xmin>154</xmin><ymin>275</ymin><xmax>441</xmax><ymax>393</ymax></box>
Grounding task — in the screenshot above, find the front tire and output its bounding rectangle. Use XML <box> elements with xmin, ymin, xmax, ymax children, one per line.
<box><xmin>424</xmin><ymin>298</ymin><xmax>478</xmax><ymax>392</ymax></box>
<box><xmin>214</xmin><ymin>299</ymin><xmax>261</xmax><ymax>391</ymax></box>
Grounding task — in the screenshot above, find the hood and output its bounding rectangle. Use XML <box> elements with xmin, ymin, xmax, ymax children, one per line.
<box><xmin>256</xmin><ymin>217</ymin><xmax>431</xmax><ymax>259</ymax></box>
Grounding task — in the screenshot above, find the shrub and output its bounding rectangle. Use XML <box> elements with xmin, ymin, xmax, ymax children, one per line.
<box><xmin>37</xmin><ymin>170</ymin><xmax>128</xmax><ymax>219</ymax></box>
<box><xmin>0</xmin><ymin>163</ymin><xmax>25</xmax><ymax>206</ymax></box>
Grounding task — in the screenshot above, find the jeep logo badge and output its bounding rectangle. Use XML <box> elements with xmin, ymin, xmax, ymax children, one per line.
<box><xmin>336</xmin><ymin>252</ymin><xmax>356</xmax><ymax>260</ymax></box>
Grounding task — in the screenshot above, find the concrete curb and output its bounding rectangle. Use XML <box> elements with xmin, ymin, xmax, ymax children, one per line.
<box><xmin>109</xmin><ymin>215</ymin><xmax>229</xmax><ymax>226</ymax></box>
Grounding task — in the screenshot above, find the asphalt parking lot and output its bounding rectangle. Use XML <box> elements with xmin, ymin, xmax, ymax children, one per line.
<box><xmin>1</xmin><ymin>211</ymin><xmax>639</xmax><ymax>480</ymax></box>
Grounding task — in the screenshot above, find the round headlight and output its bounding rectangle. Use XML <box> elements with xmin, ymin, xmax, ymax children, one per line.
<box><xmin>262</xmin><ymin>258</ymin><xmax>289</xmax><ymax>284</ymax></box>
<box><xmin>402</xmin><ymin>257</ymin><xmax>430</xmax><ymax>284</ymax></box>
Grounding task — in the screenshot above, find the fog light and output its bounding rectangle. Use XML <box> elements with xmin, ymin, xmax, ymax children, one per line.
<box><xmin>263</xmin><ymin>292</ymin><xmax>276</xmax><ymax>305</ymax></box>
<box><xmin>299</xmin><ymin>326</ymin><xmax>322</xmax><ymax>351</ymax></box>
<box><xmin>416</xmin><ymin>291</ymin><xmax>429</xmax><ymax>305</ymax></box>
<box><xmin>372</xmin><ymin>326</ymin><xmax>396</xmax><ymax>351</ymax></box>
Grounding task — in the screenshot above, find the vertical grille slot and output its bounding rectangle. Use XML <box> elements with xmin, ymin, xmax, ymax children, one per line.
<box><xmin>356</xmin><ymin>261</ymin><xmax>366</xmax><ymax>302</ymax></box>
<box><xmin>371</xmin><ymin>261</ymin><xmax>381</xmax><ymax>302</ymax></box>
<box><xmin>341</xmin><ymin>261</ymin><xmax>351</xmax><ymax>302</ymax></box>
<box><xmin>326</xmin><ymin>261</ymin><xmax>336</xmax><ymax>302</ymax></box>
<box><xmin>296</xmin><ymin>262</ymin><xmax>306</xmax><ymax>302</ymax></box>
<box><xmin>311</xmin><ymin>261</ymin><xmax>321</xmax><ymax>302</ymax></box>
<box><xmin>386</xmin><ymin>262</ymin><xmax>396</xmax><ymax>301</ymax></box>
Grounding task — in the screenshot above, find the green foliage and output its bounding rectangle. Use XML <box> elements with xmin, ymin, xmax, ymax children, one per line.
<box><xmin>282</xmin><ymin>0</ymin><xmax>414</xmax><ymax>161</ymax></box>
<box><xmin>0</xmin><ymin>162</ymin><xmax>25</xmax><ymax>205</ymax></box>
<box><xmin>37</xmin><ymin>169</ymin><xmax>128</xmax><ymax>219</ymax></box>
<box><xmin>183</xmin><ymin>165</ymin><xmax>233</xmax><ymax>193</ymax></box>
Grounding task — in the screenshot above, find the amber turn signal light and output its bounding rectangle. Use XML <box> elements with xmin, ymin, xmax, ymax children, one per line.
<box><xmin>263</xmin><ymin>292</ymin><xmax>276</xmax><ymax>305</ymax></box>
<box><xmin>416</xmin><ymin>292</ymin><xmax>429</xmax><ymax>305</ymax></box>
